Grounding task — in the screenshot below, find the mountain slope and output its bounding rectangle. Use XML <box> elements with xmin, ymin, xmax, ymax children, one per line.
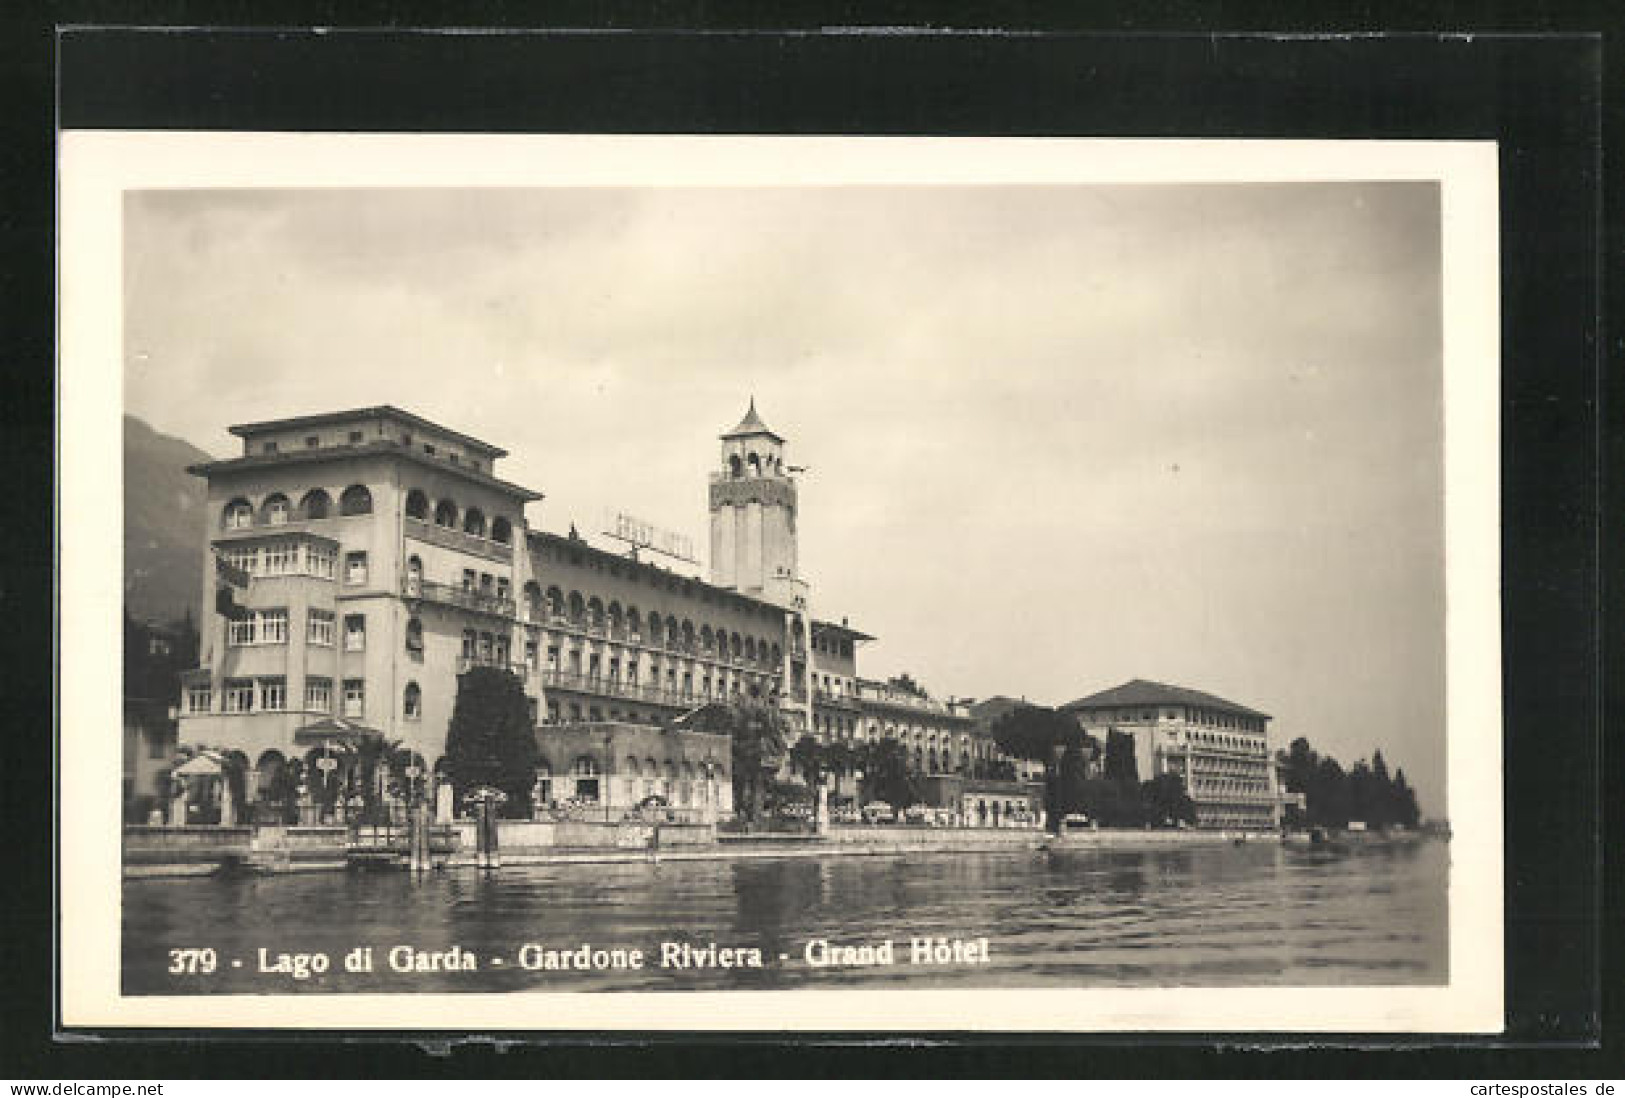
<box><xmin>124</xmin><ymin>414</ymin><xmax>215</xmax><ymax>625</ymax></box>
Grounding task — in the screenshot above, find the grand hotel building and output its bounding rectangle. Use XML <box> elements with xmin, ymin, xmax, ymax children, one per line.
<box><xmin>175</xmin><ymin>402</ymin><xmax>1013</xmax><ymax>819</ymax></box>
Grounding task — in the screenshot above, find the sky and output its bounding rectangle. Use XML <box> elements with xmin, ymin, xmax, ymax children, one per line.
<box><xmin>124</xmin><ymin>183</ymin><xmax>1446</xmax><ymax>816</ymax></box>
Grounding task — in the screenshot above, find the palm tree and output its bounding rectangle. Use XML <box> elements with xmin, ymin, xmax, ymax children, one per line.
<box><xmin>353</xmin><ymin>733</ymin><xmax>405</xmax><ymax>824</ymax></box>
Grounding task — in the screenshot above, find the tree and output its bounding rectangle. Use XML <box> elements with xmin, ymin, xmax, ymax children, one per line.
<box><xmin>689</xmin><ymin>696</ymin><xmax>788</xmax><ymax>827</ymax></box>
<box><xmin>1140</xmin><ymin>772</ymin><xmax>1197</xmax><ymax>826</ymax></box>
<box><xmin>1051</xmin><ymin>739</ymin><xmax>1092</xmax><ymax>826</ymax></box>
<box><xmin>1103</xmin><ymin>729</ymin><xmax>1140</xmax><ymax>787</ymax></box>
<box><xmin>1311</xmin><ymin>757</ymin><xmax>1350</xmax><ymax>828</ymax></box>
<box><xmin>861</xmin><ymin>738</ymin><xmax>922</xmax><ymax>811</ymax></box>
<box><xmin>352</xmin><ymin>733</ymin><xmax>411</xmax><ymax>824</ymax></box>
<box><xmin>788</xmin><ymin>735</ymin><xmax>824</xmax><ymax>788</ymax></box>
<box><xmin>444</xmin><ymin>666</ymin><xmax>537</xmax><ymax>817</ymax></box>
<box><xmin>1392</xmin><ymin>768</ymin><xmax>1422</xmax><ymax>829</ymax></box>
<box><xmin>992</xmin><ymin>704</ymin><xmax>1085</xmax><ymax>829</ymax></box>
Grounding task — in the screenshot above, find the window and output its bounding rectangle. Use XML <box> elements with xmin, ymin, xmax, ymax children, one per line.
<box><xmin>405</xmin><ymin>490</ymin><xmax>429</xmax><ymax>520</ymax></box>
<box><xmin>401</xmin><ymin>432</ymin><xmax>413</xmax><ymax>448</ymax></box>
<box><xmin>259</xmin><ymin>609</ymin><xmax>288</xmax><ymax>644</ymax></box>
<box><xmin>462</xmin><ymin>629</ymin><xmax>477</xmax><ymax>659</ymax></box>
<box><xmin>305</xmin><ymin>435</ymin><xmax>319</xmax><ymax>449</ymax></box>
<box><xmin>306</xmin><ymin>544</ymin><xmax>336</xmax><ymax>579</ymax></box>
<box><xmin>223</xmin><ymin>679</ymin><xmax>255</xmax><ymax>713</ymax></box>
<box><xmin>264</xmin><ymin>495</ymin><xmax>290</xmax><ymax>525</ymax></box>
<box><xmin>227</xmin><ymin>609</ymin><xmax>287</xmax><ymax>646</ymax></box>
<box><xmin>222</xmin><ymin>545</ymin><xmax>257</xmax><ymax>575</ymax></box>
<box><xmin>186</xmin><ymin>685</ymin><xmax>212</xmax><ymax>714</ymax></box>
<box><xmin>342</xmin><ymin>679</ymin><xmax>365</xmax><ymax>718</ymax></box>
<box><xmin>262</xmin><ymin>541</ymin><xmax>297</xmax><ymax>575</ymax></box>
<box><xmin>262</xmin><ymin>441</ymin><xmax>278</xmax><ymax>455</ymax></box>
<box><xmin>223</xmin><ymin>499</ymin><xmax>253</xmax><ymax>530</ymax></box>
<box><xmin>344</xmin><ymin>614</ymin><xmax>366</xmax><ymax>651</ymax></box>
<box><xmin>299</xmin><ymin>489</ymin><xmax>332</xmax><ymax>520</ymax></box>
<box><xmin>348</xmin><ymin>431</ymin><xmax>364</xmax><ymax>445</ymax></box>
<box><xmin>305</xmin><ymin>677</ymin><xmax>332</xmax><ymax>712</ymax></box>
<box><xmin>424</xmin><ymin>443</ymin><xmax>437</xmax><ymax>456</ymax></box>
<box><xmin>227</xmin><ymin>614</ymin><xmax>257</xmax><ymax>646</ymax></box>
<box><xmin>307</xmin><ymin>609</ymin><xmax>335</xmax><ymax>647</ymax></box>
<box><xmin>345</xmin><ymin>551</ymin><xmax>368</xmax><ymax>585</ymax></box>
<box><xmin>462</xmin><ymin>569</ymin><xmax>476</xmax><ymax>591</ymax></box>
<box><xmin>339</xmin><ymin>484</ymin><xmax>372</xmax><ymax>516</ymax></box>
<box><xmin>403</xmin><ymin>682</ymin><xmax>422</xmax><ymax>720</ymax></box>
<box><xmin>259</xmin><ymin>678</ymin><xmax>286</xmax><ymax>711</ymax></box>
<box><xmin>405</xmin><ymin>617</ymin><xmax>424</xmax><ymax>653</ymax></box>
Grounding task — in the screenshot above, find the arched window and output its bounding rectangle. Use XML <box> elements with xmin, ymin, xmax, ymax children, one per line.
<box><xmin>491</xmin><ymin>516</ymin><xmax>513</xmax><ymax>544</ymax></box>
<box><xmin>222</xmin><ymin>498</ymin><xmax>253</xmax><ymax>530</ymax></box>
<box><xmin>681</xmin><ymin>620</ymin><xmax>695</xmax><ymax>649</ymax></box>
<box><xmin>744</xmin><ymin>636</ymin><xmax>757</xmax><ymax>661</ymax></box>
<box><xmin>403</xmin><ymin>682</ymin><xmax>422</xmax><ymax>720</ymax></box>
<box><xmin>463</xmin><ymin>507</ymin><xmax>486</xmax><ymax>537</ymax></box>
<box><xmin>587</xmin><ymin>597</ymin><xmax>605</xmax><ymax>629</ymax></box>
<box><xmin>747</xmin><ymin>452</ymin><xmax>761</xmax><ymax>477</ymax></box>
<box><xmin>546</xmin><ymin>586</ymin><xmax>565</xmax><ymax>619</ymax></box>
<box><xmin>433</xmin><ymin>499</ymin><xmax>457</xmax><ymax>528</ymax></box>
<box><xmin>568</xmin><ymin>591</ymin><xmax>585</xmax><ymax>624</ymax></box>
<box><xmin>404</xmin><ymin>489</ymin><xmax>429</xmax><ymax>520</ymax></box>
<box><xmin>523</xmin><ymin>581</ymin><xmax>543</xmax><ymax>620</ymax></box>
<box><xmin>728</xmin><ymin>454</ymin><xmax>743</xmax><ymax>478</ymax></box>
<box><xmin>665</xmin><ymin>616</ymin><xmax>680</xmax><ymax>648</ymax></box>
<box><xmin>405</xmin><ymin>555</ymin><xmax>423</xmax><ymax>596</ymax></box>
<box><xmin>405</xmin><ymin>617</ymin><xmax>423</xmax><ymax>653</ymax></box>
<box><xmin>299</xmin><ymin>489</ymin><xmax>332</xmax><ymax>520</ymax></box>
<box><xmin>339</xmin><ymin>485</ymin><xmax>372</xmax><ymax>516</ymax></box>
<box><xmin>261</xmin><ymin>493</ymin><xmax>291</xmax><ymax>525</ymax></box>
<box><xmin>730</xmin><ymin>632</ymin><xmax>743</xmax><ymax>659</ymax></box>
<box><xmin>700</xmin><ymin>624</ymin><xmax>714</xmax><ymax>652</ymax></box>
<box><xmin>770</xmin><ymin>643</ymin><xmax>782</xmax><ymax>666</ymax></box>
<box><xmin>627</xmin><ymin>607</ymin><xmax>642</xmax><ymax>639</ymax></box>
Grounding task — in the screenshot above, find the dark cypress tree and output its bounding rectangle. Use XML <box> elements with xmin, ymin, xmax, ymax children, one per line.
<box><xmin>443</xmin><ymin>666</ymin><xmax>537</xmax><ymax>816</ymax></box>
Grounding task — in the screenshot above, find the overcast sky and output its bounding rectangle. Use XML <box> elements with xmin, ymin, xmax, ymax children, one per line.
<box><xmin>125</xmin><ymin>184</ymin><xmax>1445</xmax><ymax>815</ymax></box>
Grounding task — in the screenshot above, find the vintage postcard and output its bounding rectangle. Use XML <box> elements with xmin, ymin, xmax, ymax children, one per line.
<box><xmin>59</xmin><ymin>132</ymin><xmax>1502</xmax><ymax>1032</ymax></box>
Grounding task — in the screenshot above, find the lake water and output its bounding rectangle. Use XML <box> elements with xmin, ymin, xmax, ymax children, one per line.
<box><xmin>122</xmin><ymin>839</ymin><xmax>1447</xmax><ymax>994</ymax></box>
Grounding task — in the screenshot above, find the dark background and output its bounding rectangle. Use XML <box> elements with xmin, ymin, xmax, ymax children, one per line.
<box><xmin>5</xmin><ymin>4</ymin><xmax>1614</xmax><ymax>1079</ymax></box>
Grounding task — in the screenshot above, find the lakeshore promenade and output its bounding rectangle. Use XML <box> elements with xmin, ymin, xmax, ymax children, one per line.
<box><xmin>123</xmin><ymin>822</ymin><xmax>1286</xmax><ymax>878</ymax></box>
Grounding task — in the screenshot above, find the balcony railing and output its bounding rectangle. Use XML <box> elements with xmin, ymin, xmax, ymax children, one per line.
<box><xmin>405</xmin><ymin>577</ymin><xmax>516</xmax><ymax>618</ymax></box>
<box><xmin>813</xmin><ymin>687</ymin><xmax>861</xmax><ymax>710</ymax></box>
<box><xmin>458</xmin><ymin>657</ymin><xmax>532</xmax><ymax>678</ymax></box>
<box><xmin>540</xmin><ymin>668</ymin><xmax>716</xmax><ymax>709</ymax></box>
<box><xmin>404</xmin><ymin>516</ymin><xmax>514</xmax><ymax>563</ymax></box>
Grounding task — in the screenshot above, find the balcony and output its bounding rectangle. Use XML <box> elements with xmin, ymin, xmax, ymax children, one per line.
<box><xmin>458</xmin><ymin>657</ymin><xmax>531</xmax><ymax>679</ymax></box>
<box><xmin>539</xmin><ymin>668</ymin><xmax>703</xmax><ymax>709</ymax></box>
<box><xmin>404</xmin><ymin>577</ymin><xmax>516</xmax><ymax>619</ymax></box>
<box><xmin>813</xmin><ymin>687</ymin><xmax>861</xmax><ymax>711</ymax></box>
<box><xmin>404</xmin><ymin>516</ymin><xmax>513</xmax><ymax>563</ymax></box>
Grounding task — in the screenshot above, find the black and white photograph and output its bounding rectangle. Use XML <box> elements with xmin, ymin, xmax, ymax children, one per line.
<box><xmin>58</xmin><ymin>133</ymin><xmax>1502</xmax><ymax>1033</ymax></box>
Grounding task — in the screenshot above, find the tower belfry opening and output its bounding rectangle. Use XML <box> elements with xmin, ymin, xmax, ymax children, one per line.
<box><xmin>709</xmin><ymin>399</ymin><xmax>799</xmax><ymax>606</ymax></box>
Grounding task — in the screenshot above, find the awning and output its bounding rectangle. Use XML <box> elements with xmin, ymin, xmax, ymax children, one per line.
<box><xmin>293</xmin><ymin>716</ymin><xmax>378</xmax><ymax>746</ymax></box>
<box><xmin>172</xmin><ymin>753</ymin><xmax>223</xmax><ymax>777</ymax></box>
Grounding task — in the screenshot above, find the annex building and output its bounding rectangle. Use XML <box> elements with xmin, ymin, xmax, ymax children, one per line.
<box><xmin>173</xmin><ymin>402</ymin><xmax>1017</xmax><ymax>823</ymax></box>
<box><xmin>1060</xmin><ymin>679</ymin><xmax>1296</xmax><ymax>829</ymax></box>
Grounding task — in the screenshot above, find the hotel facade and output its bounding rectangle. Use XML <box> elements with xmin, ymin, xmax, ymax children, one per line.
<box><xmin>174</xmin><ymin>403</ymin><xmax>1020</xmax><ymax>821</ymax></box>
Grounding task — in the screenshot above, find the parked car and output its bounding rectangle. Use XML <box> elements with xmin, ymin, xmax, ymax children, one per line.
<box><xmin>861</xmin><ymin>802</ymin><xmax>895</xmax><ymax>824</ymax></box>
